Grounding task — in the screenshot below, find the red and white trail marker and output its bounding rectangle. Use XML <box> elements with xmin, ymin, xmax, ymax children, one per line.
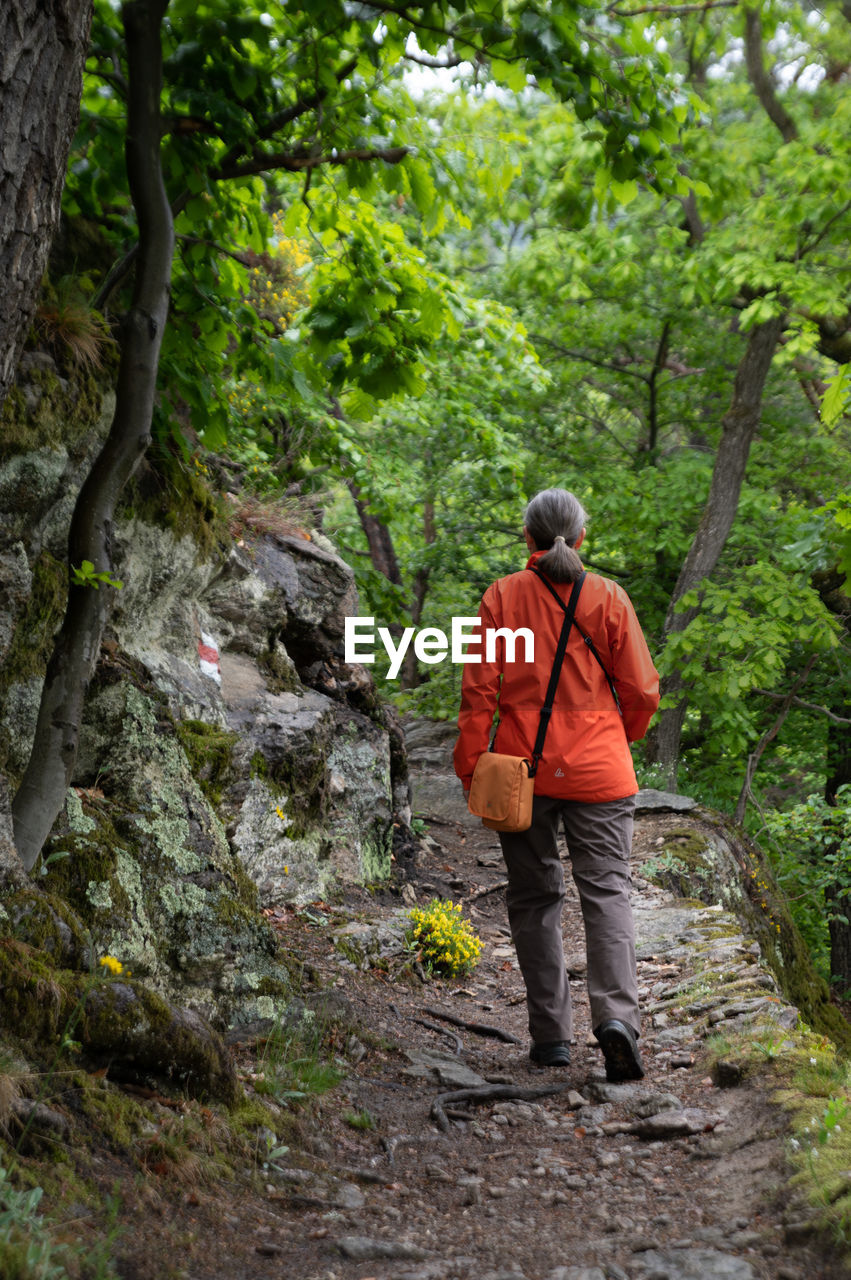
<box><xmin>198</xmin><ymin>631</ymin><xmax>221</xmax><ymax>685</ymax></box>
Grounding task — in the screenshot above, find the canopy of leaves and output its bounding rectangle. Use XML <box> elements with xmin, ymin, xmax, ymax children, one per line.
<box><xmin>42</xmin><ymin>0</ymin><xmax>851</xmax><ymax>925</ymax></box>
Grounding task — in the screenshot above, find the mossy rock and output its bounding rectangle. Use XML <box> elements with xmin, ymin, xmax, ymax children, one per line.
<box><xmin>38</xmin><ymin>801</ymin><xmax>135</xmax><ymax>940</ymax></box>
<box><xmin>119</xmin><ymin>445</ymin><xmax>230</xmax><ymax>563</ymax></box>
<box><xmin>0</xmin><ymin>550</ymin><xmax>66</xmax><ymax>693</ymax></box>
<box><xmin>249</xmin><ymin>740</ymin><xmax>329</xmax><ymax>840</ymax></box>
<box><xmin>0</xmin><ymin>938</ymin><xmax>239</xmax><ymax>1103</ymax></box>
<box><xmin>641</xmin><ymin>829</ymin><xmax>715</xmax><ymax>901</ymax></box>
<box><xmin>0</xmin><ymin>360</ymin><xmax>105</xmax><ymax>459</ymax></box>
<box><xmin>174</xmin><ymin>719</ymin><xmax>240</xmax><ymax>810</ymax></box>
<box><xmin>81</xmin><ymin>980</ymin><xmax>239</xmax><ymax>1104</ymax></box>
<box><xmin>35</xmin><ymin>775</ymin><xmax>283</xmax><ymax>1025</ymax></box>
<box><xmin>648</xmin><ymin>813</ymin><xmax>851</xmax><ymax>1055</ymax></box>
<box><xmin>2</xmin><ymin>885</ymin><xmax>91</xmax><ymax>969</ymax></box>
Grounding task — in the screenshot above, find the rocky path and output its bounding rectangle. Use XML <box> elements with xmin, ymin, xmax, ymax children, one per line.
<box><xmin>171</xmin><ymin>730</ymin><xmax>846</xmax><ymax>1280</ymax></box>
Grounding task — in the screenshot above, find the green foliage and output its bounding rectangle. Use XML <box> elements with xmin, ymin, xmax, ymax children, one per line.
<box><xmin>70</xmin><ymin>561</ymin><xmax>123</xmax><ymax>592</ymax></box>
<box><xmin>822</xmin><ymin>366</ymin><xmax>850</xmax><ymax>430</ymax></box>
<box><xmin>0</xmin><ymin>1165</ymin><xmax>67</xmax><ymax>1280</ymax></box>
<box><xmin>253</xmin><ymin>1012</ymin><xmax>341</xmax><ymax>1106</ymax></box>
<box><xmin>27</xmin><ymin>0</ymin><xmax>851</xmax><ymax>1011</ymax></box>
<box><xmin>787</xmin><ymin>1056</ymin><xmax>851</xmax><ymax>1247</ymax></box>
<box><xmin>62</xmin><ymin>0</ymin><xmax>690</xmax><ymax>469</ymax></box>
<box><xmin>343</xmin><ymin>1108</ymin><xmax>375</xmax><ymax>1131</ymax></box>
<box><xmin>762</xmin><ymin>786</ymin><xmax>851</xmax><ymax>982</ymax></box>
<box><xmin>708</xmin><ymin>1025</ymin><xmax>851</xmax><ymax>1249</ymax></box>
<box><xmin>294</xmin><ymin>196</ymin><xmax>455</xmax><ymax>404</ymax></box>
<box><xmin>818</xmin><ymin>493</ymin><xmax>851</xmax><ymax>591</ymax></box>
<box><xmin>660</xmin><ymin>562</ymin><xmax>839</xmax><ymax>773</ymax></box>
<box><xmin>407</xmin><ymin>899</ymin><xmax>483</xmax><ymax>978</ymax></box>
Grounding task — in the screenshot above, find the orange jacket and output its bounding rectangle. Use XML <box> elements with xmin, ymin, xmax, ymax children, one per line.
<box><xmin>453</xmin><ymin>551</ymin><xmax>660</xmax><ymax>803</ymax></box>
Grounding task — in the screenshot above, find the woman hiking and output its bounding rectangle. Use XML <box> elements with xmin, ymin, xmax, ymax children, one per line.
<box><xmin>454</xmin><ymin>488</ymin><xmax>660</xmax><ymax>1079</ymax></box>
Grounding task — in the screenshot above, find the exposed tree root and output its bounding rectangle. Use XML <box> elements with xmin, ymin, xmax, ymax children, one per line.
<box><xmin>411</xmin><ymin>1016</ymin><xmax>463</xmax><ymax>1054</ymax></box>
<box><xmin>430</xmin><ymin>1082</ymin><xmax>571</xmax><ymax>1133</ymax></box>
<box><xmin>423</xmin><ymin>1005</ymin><xmax>522</xmax><ymax>1044</ymax></box>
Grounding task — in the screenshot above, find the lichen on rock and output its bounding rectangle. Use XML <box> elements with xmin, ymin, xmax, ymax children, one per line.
<box><xmin>1</xmin><ymin>418</ymin><xmax>411</xmax><ymax>1037</ymax></box>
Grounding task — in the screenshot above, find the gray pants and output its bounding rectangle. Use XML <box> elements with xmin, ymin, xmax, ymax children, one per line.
<box><xmin>498</xmin><ymin>794</ymin><xmax>639</xmax><ymax>1045</ymax></box>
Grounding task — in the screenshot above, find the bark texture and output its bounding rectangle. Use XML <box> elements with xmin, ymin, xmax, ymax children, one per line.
<box><xmin>653</xmin><ymin>315</ymin><xmax>786</xmax><ymax>782</ymax></box>
<box><xmin>12</xmin><ymin>0</ymin><xmax>175</xmax><ymax>871</ymax></box>
<box><xmin>346</xmin><ymin>479</ymin><xmax>404</xmax><ymax>587</ymax></box>
<box><xmin>0</xmin><ymin>0</ymin><xmax>93</xmax><ymax>410</ymax></box>
<box><xmin>742</xmin><ymin>6</ymin><xmax>798</xmax><ymax>145</ymax></box>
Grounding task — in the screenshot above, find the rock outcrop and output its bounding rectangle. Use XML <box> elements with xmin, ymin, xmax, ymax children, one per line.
<box><xmin>0</xmin><ymin>376</ymin><xmax>408</xmax><ymax>1028</ymax></box>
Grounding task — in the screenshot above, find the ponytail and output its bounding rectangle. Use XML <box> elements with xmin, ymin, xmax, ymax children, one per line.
<box><xmin>524</xmin><ymin>489</ymin><xmax>587</xmax><ymax>583</ymax></box>
<box><xmin>537</xmin><ymin>534</ymin><xmax>584</xmax><ymax>583</ymax></box>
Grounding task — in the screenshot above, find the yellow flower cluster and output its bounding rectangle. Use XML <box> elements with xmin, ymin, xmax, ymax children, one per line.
<box><xmin>249</xmin><ymin>225</ymin><xmax>310</xmax><ymax>335</ymax></box>
<box><xmin>228</xmin><ymin>228</ymin><xmax>312</xmax><ymax>428</ymax></box>
<box><xmin>99</xmin><ymin>955</ymin><xmax>125</xmax><ymax>976</ymax></box>
<box><xmin>747</xmin><ymin>856</ymin><xmax>782</xmax><ymax>934</ymax></box>
<box><xmin>407</xmin><ymin>899</ymin><xmax>482</xmax><ymax>979</ymax></box>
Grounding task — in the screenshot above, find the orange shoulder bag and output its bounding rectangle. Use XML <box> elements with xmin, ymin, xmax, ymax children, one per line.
<box><xmin>467</xmin><ymin>572</ymin><xmax>585</xmax><ymax>832</ymax></box>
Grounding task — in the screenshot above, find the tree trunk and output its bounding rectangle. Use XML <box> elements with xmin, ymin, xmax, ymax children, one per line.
<box><xmin>12</xmin><ymin>0</ymin><xmax>174</xmax><ymax>872</ymax></box>
<box><xmin>652</xmin><ymin>314</ymin><xmax>786</xmax><ymax>784</ymax></box>
<box><xmin>0</xmin><ymin>0</ymin><xmax>93</xmax><ymax>411</ymax></box>
<box><xmin>401</xmin><ymin>491</ymin><xmax>436</xmax><ymax>689</ymax></box>
<box><xmin>732</xmin><ymin>656</ymin><xmax>816</xmax><ymax>825</ymax></box>
<box><xmin>820</xmin><ymin>572</ymin><xmax>851</xmax><ymax>807</ymax></box>
<box><xmin>346</xmin><ymin>480</ymin><xmax>404</xmax><ymax>587</ymax></box>
<box><xmin>816</xmin><ymin>569</ymin><xmax>851</xmax><ymax>985</ymax></box>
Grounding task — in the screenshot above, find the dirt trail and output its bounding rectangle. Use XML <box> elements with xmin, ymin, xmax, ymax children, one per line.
<box><xmin>141</xmin><ymin>730</ymin><xmax>847</xmax><ymax>1280</ymax></box>
<box><xmin>103</xmin><ymin>732</ymin><xmax>848</xmax><ymax>1280</ymax></box>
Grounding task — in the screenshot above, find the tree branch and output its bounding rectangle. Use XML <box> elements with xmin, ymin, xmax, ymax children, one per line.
<box><xmin>214</xmin><ymin>144</ymin><xmax>409</xmax><ymax>181</ymax></box>
<box><xmin>531</xmin><ymin>333</ymin><xmax>650</xmax><ymax>383</ymax></box>
<box><xmin>797</xmin><ymin>198</ymin><xmax>851</xmax><ymax>260</ymax></box>
<box><xmin>254</xmin><ymin>56</ymin><xmax>359</xmax><ymax>145</ymax></box>
<box><xmin>163</xmin><ymin>115</ymin><xmax>227</xmax><ymax>139</ymax></box>
<box><xmin>645</xmin><ymin>318</ymin><xmax>671</xmax><ymax>462</ymax></box>
<box><xmin>743</xmin><ymin>6</ymin><xmax>798</xmax><ymax>144</ymax></box>
<box><xmin>403</xmin><ymin>50</ymin><xmax>464</xmax><ymax>69</ymax></box>
<box><xmin>93</xmin><ymin>68</ymin><xmax>128</xmax><ymax>95</ymax></box>
<box><xmin>92</xmin><ymin>55</ymin><xmax>361</xmax><ymax>311</ymax></box>
<box><xmin>753</xmin><ymin>689</ymin><xmax>851</xmax><ymax>726</ymax></box>
<box><xmin>679</xmin><ymin>186</ymin><xmax>706</xmax><ymax>246</ymax></box>
<box><xmin>734</xmin><ymin>657</ymin><xmax>818</xmax><ymax>824</ymax></box>
<box><xmin>176</xmin><ymin>235</ymin><xmax>252</xmax><ymax>267</ymax></box>
<box><xmin>608</xmin><ymin>0</ymin><xmax>737</xmax><ymax>14</ymax></box>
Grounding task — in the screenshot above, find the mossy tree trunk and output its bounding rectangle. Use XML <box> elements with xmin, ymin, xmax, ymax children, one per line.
<box><xmin>12</xmin><ymin>0</ymin><xmax>175</xmax><ymax>872</ymax></box>
<box><xmin>0</xmin><ymin>0</ymin><xmax>93</xmax><ymax>410</ymax></box>
<box><xmin>649</xmin><ymin>315</ymin><xmax>786</xmax><ymax>786</ymax></box>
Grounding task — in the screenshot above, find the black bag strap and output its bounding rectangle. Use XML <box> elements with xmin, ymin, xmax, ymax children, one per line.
<box><xmin>528</xmin><ymin>572</ymin><xmax>585</xmax><ymax>777</ymax></box>
<box><xmin>530</xmin><ymin>566</ymin><xmax>621</xmax><ymax>713</ymax></box>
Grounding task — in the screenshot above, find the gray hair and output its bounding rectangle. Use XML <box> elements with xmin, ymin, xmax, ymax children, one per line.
<box><xmin>524</xmin><ymin>488</ymin><xmax>587</xmax><ymax>583</ymax></box>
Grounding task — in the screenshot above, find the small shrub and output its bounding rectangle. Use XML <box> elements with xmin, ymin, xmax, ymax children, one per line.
<box><xmin>762</xmin><ymin>784</ymin><xmax>851</xmax><ymax>982</ymax></box>
<box><xmin>0</xmin><ymin>1165</ymin><xmax>66</xmax><ymax>1280</ymax></box>
<box><xmin>35</xmin><ymin>277</ymin><xmax>113</xmax><ymax>371</ymax></box>
<box><xmin>344</xmin><ymin>1108</ymin><xmax>375</xmax><ymax>1131</ymax></box>
<box><xmin>253</xmin><ymin>1012</ymin><xmax>341</xmax><ymax>1107</ymax></box>
<box><xmin>406</xmin><ymin>899</ymin><xmax>482</xmax><ymax>978</ymax></box>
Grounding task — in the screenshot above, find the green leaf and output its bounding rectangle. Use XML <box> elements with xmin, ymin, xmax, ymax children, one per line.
<box><xmin>822</xmin><ymin>365</ymin><xmax>850</xmax><ymax>428</ymax></box>
<box><xmin>609</xmin><ymin>178</ymin><xmax>638</xmax><ymax>206</ymax></box>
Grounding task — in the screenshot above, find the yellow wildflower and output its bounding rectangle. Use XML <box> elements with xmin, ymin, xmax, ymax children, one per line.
<box><xmin>99</xmin><ymin>955</ymin><xmax>124</xmax><ymax>976</ymax></box>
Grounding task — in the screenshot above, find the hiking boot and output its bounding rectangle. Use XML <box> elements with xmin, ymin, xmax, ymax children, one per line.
<box><xmin>595</xmin><ymin>1019</ymin><xmax>644</xmax><ymax>1082</ymax></box>
<box><xmin>529</xmin><ymin>1040</ymin><xmax>571</xmax><ymax>1067</ymax></box>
